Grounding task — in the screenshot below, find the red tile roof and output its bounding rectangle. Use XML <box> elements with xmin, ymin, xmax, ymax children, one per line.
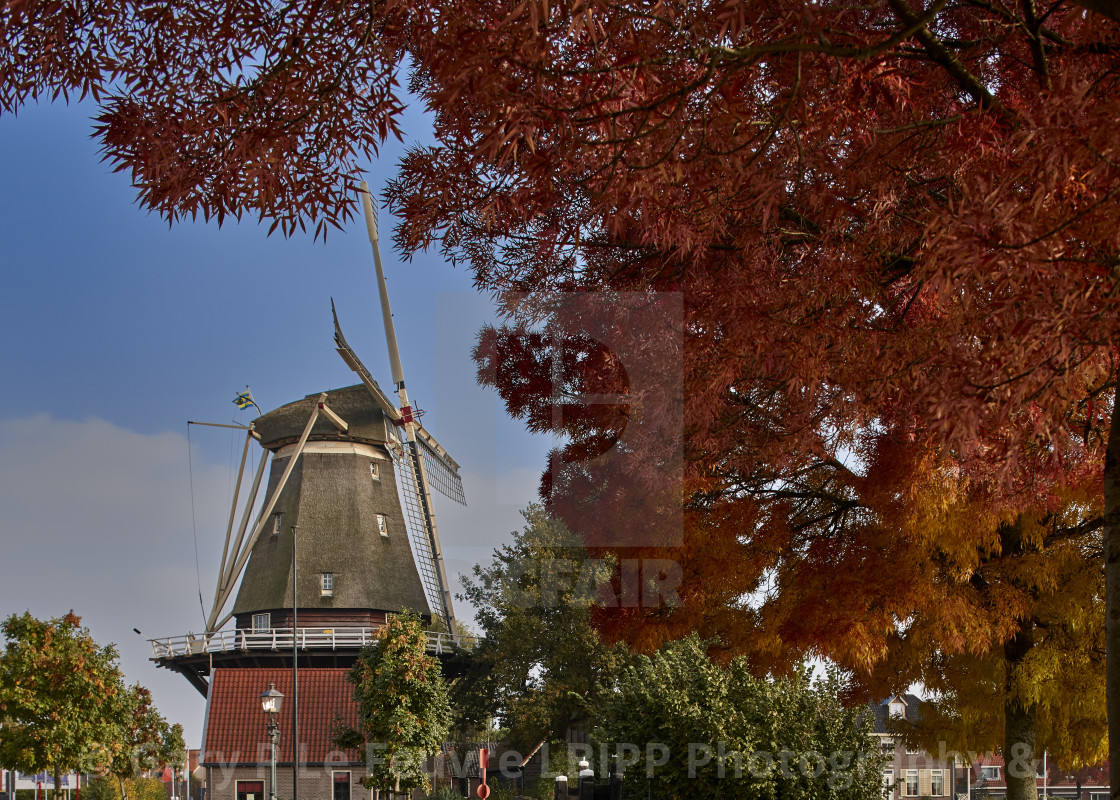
<box><xmin>202</xmin><ymin>668</ymin><xmax>361</xmax><ymax>766</ymax></box>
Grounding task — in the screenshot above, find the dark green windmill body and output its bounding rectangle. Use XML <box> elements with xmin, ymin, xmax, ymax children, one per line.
<box><xmin>231</xmin><ymin>385</ymin><xmax>431</xmax><ymax>632</ymax></box>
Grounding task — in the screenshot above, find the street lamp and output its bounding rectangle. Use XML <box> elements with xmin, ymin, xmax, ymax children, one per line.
<box><xmin>260</xmin><ymin>683</ymin><xmax>284</xmax><ymax>800</ymax></box>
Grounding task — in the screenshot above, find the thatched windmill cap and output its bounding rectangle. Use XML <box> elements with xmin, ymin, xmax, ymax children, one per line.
<box><xmin>253</xmin><ymin>384</ymin><xmax>396</xmax><ymax>449</ymax></box>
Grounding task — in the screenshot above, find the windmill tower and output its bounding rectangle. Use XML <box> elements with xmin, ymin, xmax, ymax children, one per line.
<box><xmin>151</xmin><ymin>184</ymin><xmax>468</xmax><ymax>694</ymax></box>
<box><xmin>151</xmin><ymin>185</ymin><xmax>471</xmax><ymax>800</ymax></box>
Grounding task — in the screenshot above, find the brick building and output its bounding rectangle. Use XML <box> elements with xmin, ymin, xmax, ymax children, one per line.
<box><xmin>873</xmin><ymin>694</ymin><xmax>962</xmax><ymax>800</ymax></box>
<box><xmin>200</xmin><ymin>668</ymin><xmax>364</xmax><ymax>800</ymax></box>
<box><xmin>870</xmin><ymin>694</ymin><xmax>1110</xmax><ymax>800</ymax></box>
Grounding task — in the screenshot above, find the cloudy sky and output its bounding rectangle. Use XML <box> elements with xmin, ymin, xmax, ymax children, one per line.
<box><xmin>0</xmin><ymin>98</ymin><xmax>551</xmax><ymax>745</ymax></box>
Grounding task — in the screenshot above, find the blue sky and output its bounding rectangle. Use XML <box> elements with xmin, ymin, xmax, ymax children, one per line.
<box><xmin>0</xmin><ymin>98</ymin><xmax>551</xmax><ymax>745</ymax></box>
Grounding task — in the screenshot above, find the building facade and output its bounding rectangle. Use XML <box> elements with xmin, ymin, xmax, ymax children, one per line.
<box><xmin>201</xmin><ymin>668</ymin><xmax>367</xmax><ymax>800</ymax></box>
<box><xmin>873</xmin><ymin>694</ymin><xmax>962</xmax><ymax>800</ymax></box>
<box><xmin>870</xmin><ymin>694</ymin><xmax>1110</xmax><ymax>800</ymax></box>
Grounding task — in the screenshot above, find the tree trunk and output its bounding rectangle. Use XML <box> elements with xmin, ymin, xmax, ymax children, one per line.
<box><xmin>1106</xmin><ymin>393</ymin><xmax>1120</xmax><ymax>800</ymax></box>
<box><xmin>52</xmin><ymin>770</ymin><xmax>61</xmax><ymax>800</ymax></box>
<box><xmin>1004</xmin><ymin>625</ymin><xmax>1039</xmax><ymax>800</ymax></box>
<box><xmin>999</xmin><ymin>515</ymin><xmax>1037</xmax><ymax>800</ymax></box>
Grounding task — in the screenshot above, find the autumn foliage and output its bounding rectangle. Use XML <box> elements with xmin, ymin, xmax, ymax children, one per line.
<box><xmin>4</xmin><ymin>0</ymin><xmax>1120</xmax><ymax>791</ymax></box>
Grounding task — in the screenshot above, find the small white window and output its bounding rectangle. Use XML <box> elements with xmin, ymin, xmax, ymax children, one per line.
<box><xmin>321</xmin><ymin>573</ymin><xmax>334</xmax><ymax>596</ymax></box>
<box><xmin>252</xmin><ymin>613</ymin><xmax>270</xmax><ymax>631</ymax></box>
<box><xmin>905</xmin><ymin>745</ymin><xmax>920</xmax><ymax>756</ymax></box>
<box><xmin>882</xmin><ymin>740</ymin><xmax>895</xmax><ymax>755</ymax></box>
<box><xmin>271</xmin><ymin>513</ymin><xmax>283</xmax><ymax>535</ymax></box>
<box><xmin>889</xmin><ymin>701</ymin><xmax>905</xmax><ymax>718</ymax></box>
<box><xmin>370</xmin><ymin>462</ymin><xmax>379</xmax><ymax>480</ymax></box>
<box><xmin>931</xmin><ymin>770</ymin><xmax>944</xmax><ymax>797</ymax></box>
<box><xmin>377</xmin><ymin>514</ymin><xmax>388</xmax><ymax>536</ymax></box>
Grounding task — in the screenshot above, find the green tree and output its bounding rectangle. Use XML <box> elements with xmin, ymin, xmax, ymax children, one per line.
<box><xmin>593</xmin><ymin>636</ymin><xmax>885</xmax><ymax>800</ymax></box>
<box><xmin>456</xmin><ymin>505</ymin><xmax>634</xmax><ymax>751</ymax></box>
<box><xmin>84</xmin><ymin>777</ymin><xmax>171</xmax><ymax>800</ymax></box>
<box><xmin>338</xmin><ymin>613</ymin><xmax>452</xmax><ymax>799</ymax></box>
<box><xmin>103</xmin><ymin>686</ymin><xmax>185</xmax><ymax>800</ymax></box>
<box><xmin>0</xmin><ymin>612</ymin><xmax>129</xmax><ymax>800</ymax></box>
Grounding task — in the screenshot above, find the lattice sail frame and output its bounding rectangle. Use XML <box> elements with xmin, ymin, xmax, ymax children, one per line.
<box><xmin>395</xmin><ymin>441</ymin><xmax>451</xmax><ymax>626</ymax></box>
<box><xmin>416</xmin><ymin>435</ymin><xmax>467</xmax><ymax>506</ymax></box>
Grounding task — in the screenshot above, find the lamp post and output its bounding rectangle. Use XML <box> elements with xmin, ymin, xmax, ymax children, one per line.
<box><xmin>260</xmin><ymin>683</ymin><xmax>284</xmax><ymax>800</ymax></box>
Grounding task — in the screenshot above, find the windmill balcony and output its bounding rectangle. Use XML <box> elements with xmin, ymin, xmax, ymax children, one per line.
<box><xmin>150</xmin><ymin>625</ymin><xmax>476</xmax><ymax>660</ymax></box>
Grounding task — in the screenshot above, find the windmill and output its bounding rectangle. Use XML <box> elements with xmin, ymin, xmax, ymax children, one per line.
<box><xmin>151</xmin><ymin>184</ymin><xmax>468</xmax><ymax>696</ymax></box>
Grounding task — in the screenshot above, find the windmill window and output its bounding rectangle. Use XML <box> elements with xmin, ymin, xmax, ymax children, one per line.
<box><xmin>271</xmin><ymin>513</ymin><xmax>283</xmax><ymax>535</ymax></box>
<box><xmin>252</xmin><ymin>613</ymin><xmax>270</xmax><ymax>632</ymax></box>
<box><xmin>370</xmin><ymin>462</ymin><xmax>379</xmax><ymax>480</ymax></box>
<box><xmin>321</xmin><ymin>573</ymin><xmax>334</xmax><ymax>596</ymax></box>
<box><xmin>377</xmin><ymin>514</ymin><xmax>388</xmax><ymax>536</ymax></box>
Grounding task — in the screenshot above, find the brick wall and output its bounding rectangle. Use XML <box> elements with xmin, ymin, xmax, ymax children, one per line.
<box><xmin>204</xmin><ymin>764</ymin><xmax>368</xmax><ymax>800</ymax></box>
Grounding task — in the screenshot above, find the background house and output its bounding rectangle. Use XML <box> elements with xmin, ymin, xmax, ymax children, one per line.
<box><xmin>872</xmin><ymin>694</ymin><xmax>962</xmax><ymax>800</ymax></box>
<box><xmin>870</xmin><ymin>695</ymin><xmax>1111</xmax><ymax>800</ymax></box>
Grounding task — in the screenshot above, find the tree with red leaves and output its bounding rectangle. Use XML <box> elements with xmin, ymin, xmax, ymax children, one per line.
<box><xmin>393</xmin><ymin>4</ymin><xmax>1120</xmax><ymax>798</ymax></box>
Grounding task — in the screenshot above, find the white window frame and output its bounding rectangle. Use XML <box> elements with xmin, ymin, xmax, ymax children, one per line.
<box><xmin>236</xmin><ymin>780</ymin><xmax>265</xmax><ymax>800</ymax></box>
<box><xmin>251</xmin><ymin>613</ymin><xmax>270</xmax><ymax>632</ymax></box>
<box><xmin>370</xmin><ymin>462</ymin><xmax>379</xmax><ymax>480</ymax></box>
<box><xmin>890</xmin><ymin>702</ymin><xmax>905</xmax><ymax>718</ymax></box>
<box><xmin>332</xmin><ymin>771</ymin><xmax>351</xmax><ymax>800</ymax></box>
<box><xmin>321</xmin><ymin>573</ymin><xmax>334</xmax><ymax>596</ymax></box>
<box><xmin>980</xmin><ymin>766</ymin><xmax>1000</xmax><ymax>782</ymax></box>
<box><xmin>882</xmin><ymin>740</ymin><xmax>895</xmax><ymax>755</ymax></box>
<box><xmin>931</xmin><ymin>769</ymin><xmax>944</xmax><ymax>797</ymax></box>
<box><xmin>377</xmin><ymin>514</ymin><xmax>388</xmax><ymax>536</ymax></box>
<box><xmin>905</xmin><ymin>744</ymin><xmax>920</xmax><ymax>756</ymax></box>
<box><xmin>905</xmin><ymin>771</ymin><xmax>919</xmax><ymax>797</ymax></box>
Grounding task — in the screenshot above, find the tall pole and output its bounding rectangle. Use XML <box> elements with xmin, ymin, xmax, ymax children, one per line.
<box><xmin>291</xmin><ymin>525</ymin><xmax>298</xmax><ymax>800</ymax></box>
<box><xmin>267</xmin><ymin>712</ymin><xmax>278</xmax><ymax>800</ymax></box>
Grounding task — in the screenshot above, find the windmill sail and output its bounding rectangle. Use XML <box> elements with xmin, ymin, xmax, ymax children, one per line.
<box><xmin>325</xmin><ymin>181</ymin><xmax>462</xmax><ymax>635</ymax></box>
<box><xmin>414</xmin><ymin>432</ymin><xmax>466</xmax><ymax>506</ymax></box>
<box><xmin>396</xmin><ymin>441</ymin><xmax>451</xmax><ymax>626</ymax></box>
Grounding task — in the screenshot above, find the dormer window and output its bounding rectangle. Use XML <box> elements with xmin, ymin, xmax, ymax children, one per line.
<box><xmin>889</xmin><ymin>700</ymin><xmax>905</xmax><ymax>718</ymax></box>
<box><xmin>321</xmin><ymin>573</ymin><xmax>334</xmax><ymax>596</ymax></box>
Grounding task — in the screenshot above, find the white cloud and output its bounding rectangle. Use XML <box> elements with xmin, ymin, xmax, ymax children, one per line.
<box><xmin>0</xmin><ymin>414</ymin><xmax>235</xmax><ymax>746</ymax></box>
<box><xmin>0</xmin><ymin>414</ymin><xmax>544</xmax><ymax>745</ymax></box>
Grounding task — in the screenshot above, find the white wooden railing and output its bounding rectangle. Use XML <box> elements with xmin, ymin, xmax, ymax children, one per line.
<box><xmin>149</xmin><ymin>626</ymin><xmax>476</xmax><ymax>660</ymax></box>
